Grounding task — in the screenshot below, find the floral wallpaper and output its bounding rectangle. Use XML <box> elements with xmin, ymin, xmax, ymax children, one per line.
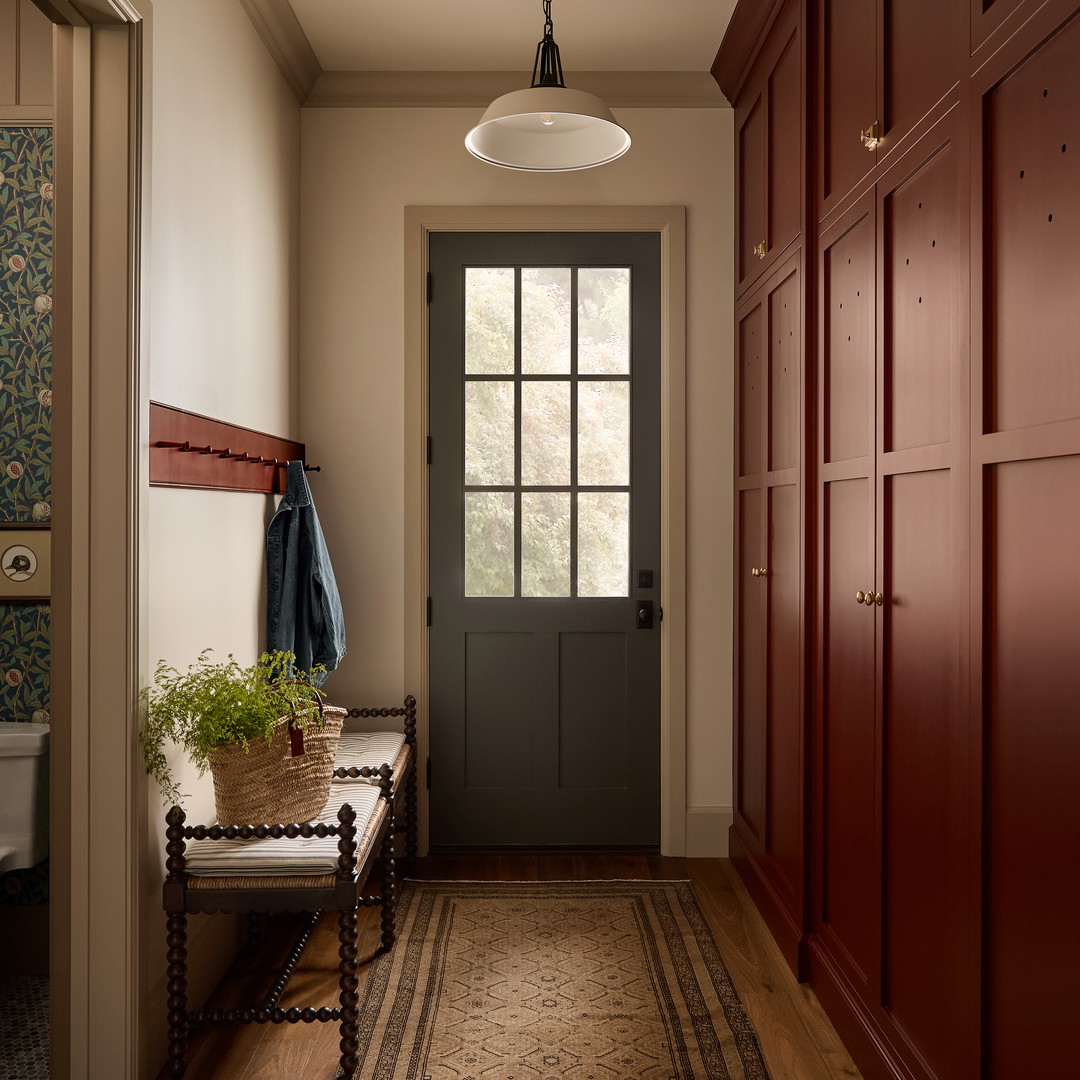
<box><xmin>0</xmin><ymin>125</ymin><xmax>52</xmax><ymax>721</ymax></box>
<box><xmin>0</xmin><ymin>126</ymin><xmax>53</xmax><ymax>524</ymax></box>
<box><xmin>0</xmin><ymin>128</ymin><xmax>52</xmax><ymax>901</ymax></box>
<box><xmin>0</xmin><ymin>602</ymin><xmax>50</xmax><ymax>724</ymax></box>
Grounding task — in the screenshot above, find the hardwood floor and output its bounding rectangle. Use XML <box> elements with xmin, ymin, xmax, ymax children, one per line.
<box><xmin>160</xmin><ymin>854</ymin><xmax>862</xmax><ymax>1080</ymax></box>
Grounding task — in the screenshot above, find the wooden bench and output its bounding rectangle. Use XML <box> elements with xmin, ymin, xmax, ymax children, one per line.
<box><xmin>161</xmin><ymin>696</ymin><xmax>416</xmax><ymax>1078</ymax></box>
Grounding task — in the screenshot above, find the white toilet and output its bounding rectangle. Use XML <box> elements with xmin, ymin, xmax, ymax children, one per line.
<box><xmin>0</xmin><ymin>722</ymin><xmax>50</xmax><ymax>874</ymax></box>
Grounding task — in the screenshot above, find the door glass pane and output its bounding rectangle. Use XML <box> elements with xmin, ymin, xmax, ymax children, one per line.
<box><xmin>578</xmin><ymin>267</ymin><xmax>630</xmax><ymax>374</ymax></box>
<box><xmin>521</xmin><ymin>381</ymin><xmax>570</xmax><ymax>486</ymax></box>
<box><xmin>465</xmin><ymin>380</ymin><xmax>515</xmax><ymax>485</ymax></box>
<box><xmin>578</xmin><ymin>381</ymin><xmax>630</xmax><ymax>486</ymax></box>
<box><xmin>466</xmin><ymin>267</ymin><xmax>515</xmax><ymax>374</ymax></box>
<box><xmin>521</xmin><ymin>492</ymin><xmax>571</xmax><ymax>596</ymax></box>
<box><xmin>465</xmin><ymin>492</ymin><xmax>515</xmax><ymax>597</ymax></box>
<box><xmin>522</xmin><ymin>268</ymin><xmax>571</xmax><ymax>374</ymax></box>
<box><xmin>578</xmin><ymin>492</ymin><xmax>630</xmax><ymax>596</ymax></box>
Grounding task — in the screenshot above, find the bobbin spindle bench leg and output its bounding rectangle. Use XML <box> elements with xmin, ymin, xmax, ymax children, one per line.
<box><xmin>165</xmin><ymin>910</ymin><xmax>189</xmax><ymax>1077</ymax></box>
<box><xmin>337</xmin><ymin>908</ymin><xmax>361</xmax><ymax>1075</ymax></box>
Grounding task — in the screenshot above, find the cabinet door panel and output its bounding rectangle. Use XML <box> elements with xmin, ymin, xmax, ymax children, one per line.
<box><xmin>820</xmin><ymin>0</ymin><xmax>877</xmax><ymax>212</ymax></box>
<box><xmin>737</xmin><ymin>487</ymin><xmax>766</xmax><ymax>842</ymax></box>
<box><xmin>985</xmin><ymin>454</ymin><xmax>1080</xmax><ymax>1077</ymax></box>
<box><xmin>986</xmin><ymin>15</ymin><xmax>1080</xmax><ymax>433</ymax></box>
<box><xmin>884</xmin><ymin>468</ymin><xmax>975</xmax><ymax>1080</ymax></box>
<box><xmin>823</xmin><ymin>210</ymin><xmax>875</xmax><ymax>464</ymax></box>
<box><xmin>739</xmin><ymin>302</ymin><xmax>765</xmax><ymax>477</ymax></box>
<box><xmin>738</xmin><ymin>87</ymin><xmax>768</xmax><ymax>288</ymax></box>
<box><xmin>820</xmin><ymin>476</ymin><xmax>877</xmax><ymax>989</ymax></box>
<box><xmin>884</xmin><ymin>138</ymin><xmax>959</xmax><ymax>451</ymax></box>
<box><xmin>769</xmin><ymin>266</ymin><xmax>801</xmax><ymax>471</ymax></box>
<box><xmin>884</xmin><ymin>0</ymin><xmax>963</xmax><ymax>144</ymax></box>
<box><xmin>769</xmin><ymin>21</ymin><xmax>803</xmax><ymax>259</ymax></box>
<box><xmin>767</xmin><ymin>481</ymin><xmax>802</xmax><ymax>901</ymax></box>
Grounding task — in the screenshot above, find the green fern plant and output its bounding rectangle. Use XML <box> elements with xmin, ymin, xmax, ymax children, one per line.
<box><xmin>139</xmin><ymin>649</ymin><xmax>327</xmax><ymax>807</ymax></box>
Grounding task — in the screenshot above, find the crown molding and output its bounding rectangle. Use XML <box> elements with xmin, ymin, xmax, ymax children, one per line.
<box><xmin>305</xmin><ymin>69</ymin><xmax>727</xmax><ymax>109</ymax></box>
<box><xmin>238</xmin><ymin>0</ymin><xmax>321</xmax><ymax>104</ymax></box>
<box><xmin>711</xmin><ymin>0</ymin><xmax>787</xmax><ymax>102</ymax></box>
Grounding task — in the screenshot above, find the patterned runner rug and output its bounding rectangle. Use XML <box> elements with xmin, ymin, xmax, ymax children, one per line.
<box><xmin>346</xmin><ymin>879</ymin><xmax>772</xmax><ymax>1080</ymax></box>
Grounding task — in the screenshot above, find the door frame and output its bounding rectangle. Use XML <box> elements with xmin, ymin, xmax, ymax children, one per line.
<box><xmin>39</xmin><ymin>2</ymin><xmax>151</xmax><ymax>1077</ymax></box>
<box><xmin>404</xmin><ymin>205</ymin><xmax>687</xmax><ymax>856</ymax></box>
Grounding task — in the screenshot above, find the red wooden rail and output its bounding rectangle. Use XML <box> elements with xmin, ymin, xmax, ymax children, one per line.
<box><xmin>149</xmin><ymin>402</ymin><xmax>315</xmax><ymax>495</ymax></box>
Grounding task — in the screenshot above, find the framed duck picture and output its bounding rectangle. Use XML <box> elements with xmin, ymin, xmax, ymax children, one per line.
<box><xmin>0</xmin><ymin>525</ymin><xmax>51</xmax><ymax>602</ymax></box>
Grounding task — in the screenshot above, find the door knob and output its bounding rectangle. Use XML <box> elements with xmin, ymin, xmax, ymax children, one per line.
<box><xmin>636</xmin><ymin>600</ymin><xmax>654</xmax><ymax>629</ymax></box>
<box><xmin>753</xmin><ymin>241</ymin><xmax>767</xmax><ymax>260</ymax></box>
<box><xmin>751</xmin><ymin>567</ymin><xmax>767</xmax><ymax>577</ymax></box>
<box><xmin>873</xmin><ymin>592</ymin><xmax>884</xmax><ymax>606</ymax></box>
<box><xmin>856</xmin><ymin>590</ymin><xmax>866</xmax><ymax>604</ymax></box>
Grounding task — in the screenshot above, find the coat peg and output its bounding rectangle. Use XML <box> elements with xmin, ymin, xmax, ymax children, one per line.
<box><xmin>155</xmin><ymin>440</ymin><xmax>190</xmax><ymax>450</ymax></box>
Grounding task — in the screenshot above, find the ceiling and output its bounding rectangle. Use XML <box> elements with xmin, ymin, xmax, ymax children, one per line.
<box><xmin>286</xmin><ymin>0</ymin><xmax>737</xmax><ymax>75</ymax></box>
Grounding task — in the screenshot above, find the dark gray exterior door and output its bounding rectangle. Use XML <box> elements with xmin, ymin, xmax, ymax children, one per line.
<box><xmin>428</xmin><ymin>231</ymin><xmax>661</xmax><ymax>846</ymax></box>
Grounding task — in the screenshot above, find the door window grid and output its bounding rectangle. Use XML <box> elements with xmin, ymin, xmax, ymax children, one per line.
<box><xmin>464</xmin><ymin>265</ymin><xmax>631</xmax><ymax>598</ymax></box>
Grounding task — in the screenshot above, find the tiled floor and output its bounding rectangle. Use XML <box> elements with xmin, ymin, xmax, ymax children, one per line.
<box><xmin>0</xmin><ymin>976</ymin><xmax>49</xmax><ymax>1080</ymax></box>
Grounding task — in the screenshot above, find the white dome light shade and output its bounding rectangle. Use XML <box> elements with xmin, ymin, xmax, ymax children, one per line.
<box><xmin>465</xmin><ymin>86</ymin><xmax>632</xmax><ymax>172</ymax></box>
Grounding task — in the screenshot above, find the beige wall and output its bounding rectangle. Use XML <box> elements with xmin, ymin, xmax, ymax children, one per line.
<box><xmin>298</xmin><ymin>106</ymin><xmax>735</xmax><ymax>852</ymax></box>
<box><xmin>142</xmin><ymin>1</ymin><xmax>301</xmax><ymax>1072</ymax></box>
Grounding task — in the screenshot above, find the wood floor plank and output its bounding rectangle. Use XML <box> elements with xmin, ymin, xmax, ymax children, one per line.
<box><xmin>536</xmin><ymin>853</ymin><xmax>577</xmax><ymax>879</ymax></box>
<box><xmin>496</xmin><ymin>853</ymin><xmax>539</xmax><ymax>880</ymax></box>
<box><xmin>646</xmin><ymin>854</ymin><xmax>690</xmax><ymax>879</ymax></box>
<box><xmin>157</xmin><ymin>855</ymin><xmax>864</xmax><ymax>1080</ymax></box>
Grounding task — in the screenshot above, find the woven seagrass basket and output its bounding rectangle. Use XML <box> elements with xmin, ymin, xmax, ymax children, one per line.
<box><xmin>207</xmin><ymin>704</ymin><xmax>346</xmax><ymax>825</ymax></box>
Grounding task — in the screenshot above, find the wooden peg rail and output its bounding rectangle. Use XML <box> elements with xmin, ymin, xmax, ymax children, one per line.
<box><xmin>150</xmin><ymin>402</ymin><xmax>317</xmax><ymax>495</ymax></box>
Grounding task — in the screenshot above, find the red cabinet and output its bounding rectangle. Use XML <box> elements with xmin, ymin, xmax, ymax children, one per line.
<box><xmin>716</xmin><ymin>2</ymin><xmax>1080</xmax><ymax>1077</ymax></box>
<box><xmin>732</xmin><ymin>0</ymin><xmax>803</xmax><ymax>295</ymax></box>
<box><xmin>976</xmin><ymin>10</ymin><xmax>1080</xmax><ymax>1073</ymax></box>
<box><xmin>733</xmin><ymin>252</ymin><xmax>806</xmax><ymax>972</ymax></box>
<box><xmin>813</xmin><ymin>122</ymin><xmax>979</xmax><ymax>1080</ymax></box>
<box><xmin>816</xmin><ymin>0</ymin><xmax>965</xmax><ymax>219</ymax></box>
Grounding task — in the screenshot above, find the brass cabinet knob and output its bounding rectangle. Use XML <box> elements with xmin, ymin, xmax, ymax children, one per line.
<box><xmin>856</xmin><ymin>590</ymin><xmax>866</xmax><ymax>604</ymax></box>
<box><xmin>860</xmin><ymin>121</ymin><xmax>882</xmax><ymax>150</ymax></box>
<box><xmin>874</xmin><ymin>592</ymin><xmax>884</xmax><ymax>606</ymax></box>
<box><xmin>753</xmin><ymin>241</ymin><xmax>767</xmax><ymax>260</ymax></box>
<box><xmin>751</xmin><ymin>567</ymin><xmax>767</xmax><ymax>577</ymax></box>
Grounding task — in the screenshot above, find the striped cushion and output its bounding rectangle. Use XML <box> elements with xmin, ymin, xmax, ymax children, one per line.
<box><xmin>184</xmin><ymin>783</ymin><xmax>382</xmax><ymax>877</ymax></box>
<box><xmin>334</xmin><ymin>732</ymin><xmax>409</xmax><ymax>783</ymax></box>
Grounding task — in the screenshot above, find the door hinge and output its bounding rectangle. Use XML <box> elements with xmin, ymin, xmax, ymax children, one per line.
<box><xmin>426</xmin><ymin>435</ymin><xmax>432</xmax><ymax>464</ymax></box>
<box><xmin>426</xmin><ymin>757</ymin><xmax>431</xmax><ymax>789</ymax></box>
<box><xmin>659</xmin><ymin>605</ymin><xmax>664</xmax><ymax>622</ymax></box>
<box><xmin>426</xmin><ymin>596</ymin><xmax>432</xmax><ymax>627</ymax></box>
<box><xmin>426</xmin><ymin>271</ymin><xmax>433</xmax><ymax>304</ymax></box>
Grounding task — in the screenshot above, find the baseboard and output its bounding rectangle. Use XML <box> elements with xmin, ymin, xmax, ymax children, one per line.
<box><xmin>728</xmin><ymin>827</ymin><xmax>808</xmax><ymax>978</ymax></box>
<box><xmin>684</xmin><ymin>806</ymin><xmax>733</xmax><ymax>857</ymax></box>
<box><xmin>806</xmin><ymin>940</ymin><xmax>912</xmax><ymax>1080</ymax></box>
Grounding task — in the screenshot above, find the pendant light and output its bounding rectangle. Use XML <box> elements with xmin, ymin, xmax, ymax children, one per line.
<box><xmin>465</xmin><ymin>0</ymin><xmax>631</xmax><ymax>172</ymax></box>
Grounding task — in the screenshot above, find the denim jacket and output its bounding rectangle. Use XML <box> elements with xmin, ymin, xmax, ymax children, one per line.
<box><xmin>266</xmin><ymin>460</ymin><xmax>345</xmax><ymax>685</ymax></box>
